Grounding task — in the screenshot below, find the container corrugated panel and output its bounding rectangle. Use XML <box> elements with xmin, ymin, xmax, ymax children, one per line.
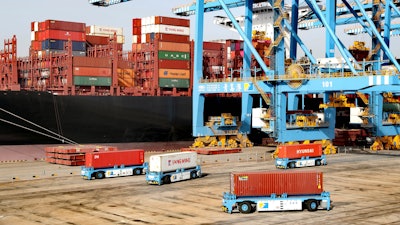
<box><xmin>73</xmin><ymin>57</ymin><xmax>111</xmax><ymax>67</ymax></box>
<box><xmin>159</xmin><ymin>69</ymin><xmax>190</xmax><ymax>79</ymax></box>
<box><xmin>73</xmin><ymin>67</ymin><xmax>112</xmax><ymax>77</ymax></box>
<box><xmin>43</xmin><ymin>20</ymin><xmax>86</xmax><ymax>32</ymax></box>
<box><xmin>37</xmin><ymin>30</ymin><xmax>86</xmax><ymax>42</ymax></box>
<box><xmin>117</xmin><ymin>69</ymin><xmax>135</xmax><ymax>87</ymax></box>
<box><xmin>142</xmin><ymin>24</ymin><xmax>190</xmax><ymax>36</ymax></box>
<box><xmin>158</xmin><ymin>51</ymin><xmax>190</xmax><ymax>60</ymax></box>
<box><xmin>149</xmin><ymin>152</ymin><xmax>197</xmax><ymax>172</ymax></box>
<box><xmin>231</xmin><ymin>171</ymin><xmax>324</xmax><ymax>197</ymax></box>
<box><xmin>158</xmin><ymin>78</ymin><xmax>189</xmax><ymax>88</ymax></box>
<box><xmin>149</xmin><ymin>33</ymin><xmax>189</xmax><ymax>43</ymax></box>
<box><xmin>277</xmin><ymin>143</ymin><xmax>322</xmax><ymax>159</ymax></box>
<box><xmin>158</xmin><ymin>42</ymin><xmax>190</xmax><ymax>52</ymax></box>
<box><xmin>132</xmin><ymin>18</ymin><xmax>142</xmax><ymax>28</ymax></box>
<box><xmin>158</xmin><ymin>60</ymin><xmax>190</xmax><ymax>70</ymax></box>
<box><xmin>41</xmin><ymin>39</ymin><xmax>86</xmax><ymax>51</ymax></box>
<box><xmin>85</xmin><ymin>149</ymin><xmax>144</xmax><ymax>169</ymax></box>
<box><xmin>73</xmin><ymin>76</ymin><xmax>111</xmax><ymax>86</ymax></box>
<box><xmin>154</xmin><ymin>16</ymin><xmax>190</xmax><ymax>27</ymax></box>
<box><xmin>30</xmin><ymin>41</ymin><xmax>42</xmax><ymax>51</ymax></box>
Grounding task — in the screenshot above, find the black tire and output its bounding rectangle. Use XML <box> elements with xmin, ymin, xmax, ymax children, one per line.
<box><xmin>288</xmin><ymin>162</ymin><xmax>296</xmax><ymax>169</ymax></box>
<box><xmin>238</xmin><ymin>202</ymin><xmax>253</xmax><ymax>214</ymax></box>
<box><xmin>306</xmin><ymin>199</ymin><xmax>319</xmax><ymax>211</ymax></box>
<box><xmin>190</xmin><ymin>170</ymin><xmax>197</xmax><ymax>179</ymax></box>
<box><xmin>133</xmin><ymin>168</ymin><xmax>142</xmax><ymax>175</ymax></box>
<box><xmin>95</xmin><ymin>172</ymin><xmax>105</xmax><ymax>179</ymax></box>
<box><xmin>315</xmin><ymin>159</ymin><xmax>322</xmax><ymax>166</ymax></box>
<box><xmin>163</xmin><ymin>175</ymin><xmax>171</xmax><ymax>184</ymax></box>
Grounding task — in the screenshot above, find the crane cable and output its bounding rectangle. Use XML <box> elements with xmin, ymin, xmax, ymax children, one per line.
<box><xmin>0</xmin><ymin>107</ymin><xmax>78</xmax><ymax>144</ymax></box>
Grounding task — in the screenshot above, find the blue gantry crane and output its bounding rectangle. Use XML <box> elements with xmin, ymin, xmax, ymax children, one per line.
<box><xmin>90</xmin><ymin>0</ymin><xmax>400</xmax><ymax>150</ymax></box>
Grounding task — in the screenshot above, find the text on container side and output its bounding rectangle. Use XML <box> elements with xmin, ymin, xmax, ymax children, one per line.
<box><xmin>296</xmin><ymin>149</ymin><xmax>314</xmax><ymax>154</ymax></box>
<box><xmin>168</xmin><ymin>157</ymin><xmax>191</xmax><ymax>166</ymax></box>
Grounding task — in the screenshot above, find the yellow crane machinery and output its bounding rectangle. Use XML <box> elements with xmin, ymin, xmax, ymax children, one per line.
<box><xmin>319</xmin><ymin>93</ymin><xmax>355</xmax><ymax>109</ymax></box>
<box><xmin>191</xmin><ymin>113</ymin><xmax>253</xmax><ymax>148</ymax></box>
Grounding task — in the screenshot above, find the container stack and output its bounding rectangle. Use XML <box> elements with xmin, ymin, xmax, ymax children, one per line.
<box><xmin>86</xmin><ymin>25</ymin><xmax>124</xmax><ymax>51</ymax></box>
<box><xmin>44</xmin><ymin>145</ymin><xmax>118</xmax><ymax>166</ymax></box>
<box><xmin>72</xmin><ymin>56</ymin><xmax>112</xmax><ymax>87</ymax></box>
<box><xmin>30</xmin><ymin>19</ymin><xmax>86</xmax><ymax>57</ymax></box>
<box><xmin>132</xmin><ymin>16</ymin><xmax>191</xmax><ymax>96</ymax></box>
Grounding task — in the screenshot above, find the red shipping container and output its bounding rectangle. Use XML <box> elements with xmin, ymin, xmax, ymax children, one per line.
<box><xmin>85</xmin><ymin>149</ymin><xmax>145</xmax><ymax>169</ymax></box>
<box><xmin>36</xmin><ymin>29</ymin><xmax>86</xmax><ymax>42</ymax></box>
<box><xmin>31</xmin><ymin>41</ymin><xmax>42</xmax><ymax>51</ymax></box>
<box><xmin>86</xmin><ymin>35</ymin><xmax>109</xmax><ymax>46</ymax></box>
<box><xmin>132</xmin><ymin>27</ymin><xmax>142</xmax><ymax>35</ymax></box>
<box><xmin>132</xmin><ymin>18</ymin><xmax>142</xmax><ymax>27</ymax></box>
<box><xmin>154</xmin><ymin>16</ymin><xmax>190</xmax><ymax>27</ymax></box>
<box><xmin>231</xmin><ymin>171</ymin><xmax>323</xmax><ymax>197</ymax></box>
<box><xmin>204</xmin><ymin>41</ymin><xmax>225</xmax><ymax>51</ymax></box>
<box><xmin>158</xmin><ymin>59</ymin><xmax>190</xmax><ymax>70</ymax></box>
<box><xmin>154</xmin><ymin>33</ymin><xmax>189</xmax><ymax>43</ymax></box>
<box><xmin>277</xmin><ymin>143</ymin><xmax>322</xmax><ymax>159</ymax></box>
<box><xmin>43</xmin><ymin>19</ymin><xmax>86</xmax><ymax>32</ymax></box>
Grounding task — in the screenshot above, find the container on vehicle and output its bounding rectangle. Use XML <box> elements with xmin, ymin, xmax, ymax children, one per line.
<box><xmin>85</xmin><ymin>149</ymin><xmax>144</xmax><ymax>169</ymax></box>
<box><xmin>231</xmin><ymin>170</ymin><xmax>323</xmax><ymax>197</ymax></box>
<box><xmin>149</xmin><ymin>151</ymin><xmax>197</xmax><ymax>172</ymax></box>
<box><xmin>277</xmin><ymin>143</ymin><xmax>323</xmax><ymax>159</ymax></box>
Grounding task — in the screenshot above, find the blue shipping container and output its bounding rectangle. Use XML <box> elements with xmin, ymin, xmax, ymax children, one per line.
<box><xmin>42</xmin><ymin>39</ymin><xmax>86</xmax><ymax>51</ymax></box>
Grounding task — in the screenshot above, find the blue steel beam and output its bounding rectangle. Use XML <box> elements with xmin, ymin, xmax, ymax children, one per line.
<box><xmin>217</xmin><ymin>0</ymin><xmax>273</xmax><ymax>76</ymax></box>
<box><xmin>305</xmin><ymin>0</ymin><xmax>358</xmax><ymax>75</ymax></box>
<box><xmin>192</xmin><ymin>1</ymin><xmax>205</xmax><ymax>138</ymax></box>
<box><xmin>284</xmin><ymin>20</ymin><xmax>317</xmax><ymax>65</ymax></box>
<box><xmin>353</xmin><ymin>0</ymin><xmax>400</xmax><ymax>72</ymax></box>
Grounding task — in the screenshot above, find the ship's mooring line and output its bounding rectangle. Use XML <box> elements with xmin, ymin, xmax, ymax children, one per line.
<box><xmin>0</xmin><ymin>108</ymin><xmax>78</xmax><ymax>144</ymax></box>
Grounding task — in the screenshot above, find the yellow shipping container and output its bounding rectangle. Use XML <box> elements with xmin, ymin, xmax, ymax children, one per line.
<box><xmin>159</xmin><ymin>68</ymin><xmax>190</xmax><ymax>79</ymax></box>
<box><xmin>117</xmin><ymin>68</ymin><xmax>135</xmax><ymax>87</ymax></box>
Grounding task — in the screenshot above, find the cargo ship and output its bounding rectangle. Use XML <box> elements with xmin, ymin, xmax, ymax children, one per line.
<box><xmin>0</xmin><ymin>17</ymin><xmax>251</xmax><ymax>145</ymax></box>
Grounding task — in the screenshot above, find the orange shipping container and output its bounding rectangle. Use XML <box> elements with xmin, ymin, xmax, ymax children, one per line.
<box><xmin>158</xmin><ymin>69</ymin><xmax>190</xmax><ymax>79</ymax></box>
<box><xmin>158</xmin><ymin>41</ymin><xmax>190</xmax><ymax>52</ymax></box>
<box><xmin>73</xmin><ymin>67</ymin><xmax>112</xmax><ymax>77</ymax></box>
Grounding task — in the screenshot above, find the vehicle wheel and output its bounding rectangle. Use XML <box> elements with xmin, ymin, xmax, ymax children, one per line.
<box><xmin>288</xmin><ymin>162</ymin><xmax>296</xmax><ymax>169</ymax></box>
<box><xmin>133</xmin><ymin>168</ymin><xmax>142</xmax><ymax>175</ymax></box>
<box><xmin>190</xmin><ymin>171</ymin><xmax>197</xmax><ymax>179</ymax></box>
<box><xmin>238</xmin><ymin>202</ymin><xmax>253</xmax><ymax>214</ymax></box>
<box><xmin>315</xmin><ymin>159</ymin><xmax>322</xmax><ymax>166</ymax></box>
<box><xmin>95</xmin><ymin>172</ymin><xmax>105</xmax><ymax>179</ymax></box>
<box><xmin>163</xmin><ymin>175</ymin><xmax>171</xmax><ymax>184</ymax></box>
<box><xmin>306</xmin><ymin>199</ymin><xmax>319</xmax><ymax>211</ymax></box>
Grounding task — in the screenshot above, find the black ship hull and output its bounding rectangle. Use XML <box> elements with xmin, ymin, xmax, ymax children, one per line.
<box><xmin>0</xmin><ymin>91</ymin><xmax>242</xmax><ymax>145</ymax></box>
<box><xmin>0</xmin><ymin>91</ymin><xmax>193</xmax><ymax>145</ymax></box>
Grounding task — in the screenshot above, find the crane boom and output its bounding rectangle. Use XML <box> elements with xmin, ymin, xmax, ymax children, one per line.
<box><xmin>88</xmin><ymin>0</ymin><xmax>132</xmax><ymax>7</ymax></box>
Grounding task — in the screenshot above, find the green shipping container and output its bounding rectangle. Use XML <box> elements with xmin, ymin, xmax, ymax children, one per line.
<box><xmin>73</xmin><ymin>76</ymin><xmax>111</xmax><ymax>86</ymax></box>
<box><xmin>159</xmin><ymin>78</ymin><xmax>190</xmax><ymax>88</ymax></box>
<box><xmin>158</xmin><ymin>51</ymin><xmax>190</xmax><ymax>60</ymax></box>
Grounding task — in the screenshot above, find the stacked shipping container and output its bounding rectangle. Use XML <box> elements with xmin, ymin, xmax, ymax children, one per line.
<box><xmin>132</xmin><ymin>16</ymin><xmax>191</xmax><ymax>96</ymax></box>
<box><xmin>30</xmin><ymin>19</ymin><xmax>86</xmax><ymax>56</ymax></box>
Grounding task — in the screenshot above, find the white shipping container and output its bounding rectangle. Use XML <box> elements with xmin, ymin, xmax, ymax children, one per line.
<box><xmin>33</xmin><ymin>21</ymin><xmax>39</xmax><ymax>32</ymax></box>
<box><xmin>87</xmin><ymin>25</ymin><xmax>123</xmax><ymax>36</ymax></box>
<box><xmin>31</xmin><ymin>31</ymin><xmax>36</xmax><ymax>41</ymax></box>
<box><xmin>141</xmin><ymin>24</ymin><xmax>190</xmax><ymax>36</ymax></box>
<box><xmin>149</xmin><ymin>152</ymin><xmax>198</xmax><ymax>172</ymax></box>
